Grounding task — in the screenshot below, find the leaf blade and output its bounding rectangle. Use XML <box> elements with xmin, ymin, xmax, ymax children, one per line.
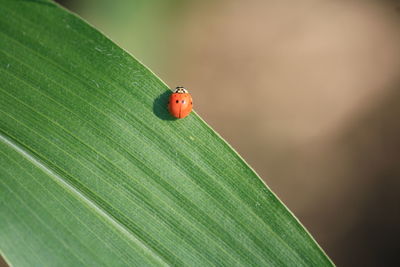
<box><xmin>0</xmin><ymin>1</ymin><xmax>333</xmax><ymax>266</ymax></box>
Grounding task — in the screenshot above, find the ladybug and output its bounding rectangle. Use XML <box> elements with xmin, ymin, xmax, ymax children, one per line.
<box><xmin>168</xmin><ymin>86</ymin><xmax>193</xmax><ymax>119</ymax></box>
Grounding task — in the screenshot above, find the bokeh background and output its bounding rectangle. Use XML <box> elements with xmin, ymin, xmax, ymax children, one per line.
<box><xmin>2</xmin><ymin>0</ymin><xmax>400</xmax><ymax>266</ymax></box>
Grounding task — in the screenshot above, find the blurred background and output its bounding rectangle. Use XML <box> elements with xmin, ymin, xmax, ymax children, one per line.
<box><xmin>2</xmin><ymin>0</ymin><xmax>399</xmax><ymax>266</ymax></box>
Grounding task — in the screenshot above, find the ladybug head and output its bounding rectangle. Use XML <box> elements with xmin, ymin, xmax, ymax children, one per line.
<box><xmin>174</xmin><ymin>86</ymin><xmax>188</xmax><ymax>93</ymax></box>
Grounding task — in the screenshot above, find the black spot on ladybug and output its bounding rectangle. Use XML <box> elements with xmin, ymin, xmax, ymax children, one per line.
<box><xmin>182</xmin><ymin>100</ymin><xmax>185</xmax><ymax>104</ymax></box>
<box><xmin>176</xmin><ymin>100</ymin><xmax>179</xmax><ymax>103</ymax></box>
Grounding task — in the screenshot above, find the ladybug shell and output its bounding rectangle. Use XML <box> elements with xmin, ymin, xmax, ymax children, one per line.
<box><xmin>168</xmin><ymin>92</ymin><xmax>193</xmax><ymax>119</ymax></box>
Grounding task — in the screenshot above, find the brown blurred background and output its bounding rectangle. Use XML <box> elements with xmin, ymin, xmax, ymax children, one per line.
<box><xmin>2</xmin><ymin>0</ymin><xmax>400</xmax><ymax>266</ymax></box>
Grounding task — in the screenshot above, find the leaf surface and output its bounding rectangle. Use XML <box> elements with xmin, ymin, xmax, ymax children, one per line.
<box><xmin>0</xmin><ymin>1</ymin><xmax>333</xmax><ymax>266</ymax></box>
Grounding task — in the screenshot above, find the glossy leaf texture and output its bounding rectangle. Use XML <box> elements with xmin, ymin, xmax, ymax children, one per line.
<box><xmin>0</xmin><ymin>1</ymin><xmax>333</xmax><ymax>266</ymax></box>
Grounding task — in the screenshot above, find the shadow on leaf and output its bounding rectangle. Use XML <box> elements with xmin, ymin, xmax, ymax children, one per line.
<box><xmin>153</xmin><ymin>90</ymin><xmax>177</xmax><ymax>121</ymax></box>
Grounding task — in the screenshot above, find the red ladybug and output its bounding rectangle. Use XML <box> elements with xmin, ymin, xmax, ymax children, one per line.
<box><xmin>168</xmin><ymin>86</ymin><xmax>193</xmax><ymax>119</ymax></box>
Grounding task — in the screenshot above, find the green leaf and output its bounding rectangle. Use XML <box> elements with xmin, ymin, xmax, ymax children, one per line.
<box><xmin>0</xmin><ymin>1</ymin><xmax>333</xmax><ymax>266</ymax></box>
